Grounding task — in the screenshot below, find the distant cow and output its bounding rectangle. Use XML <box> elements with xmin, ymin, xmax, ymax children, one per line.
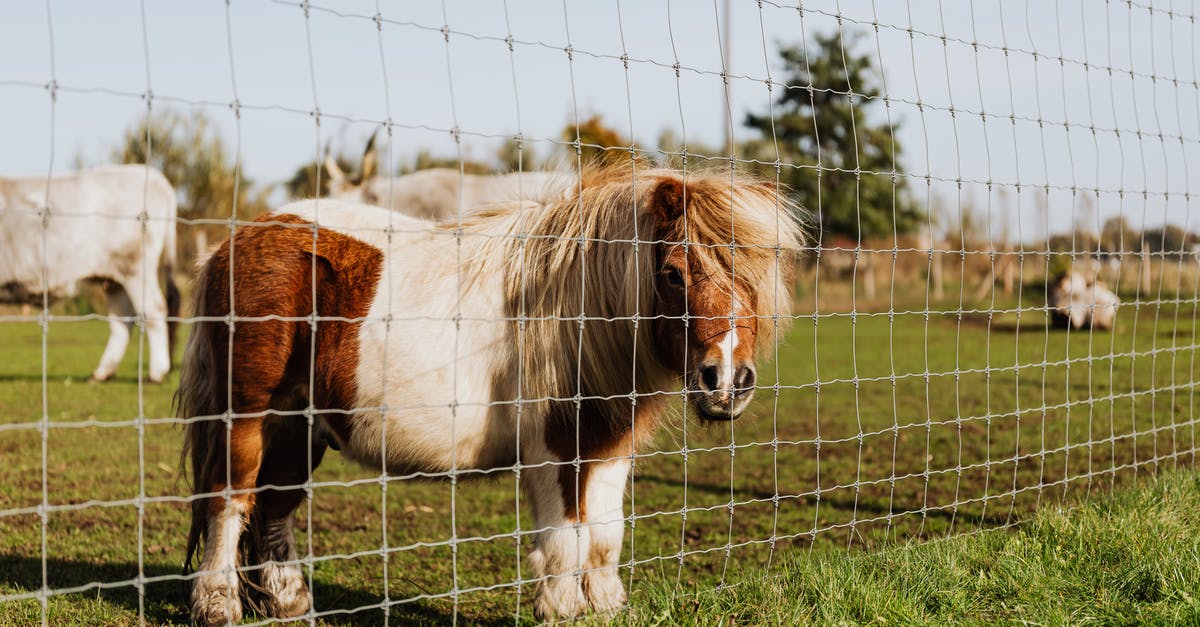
<box><xmin>0</xmin><ymin>165</ymin><xmax>179</xmax><ymax>381</ymax></box>
<box><xmin>323</xmin><ymin>135</ymin><xmax>564</xmax><ymax>221</ymax></box>
<box><xmin>1048</xmin><ymin>271</ymin><xmax>1119</xmax><ymax>330</ymax></box>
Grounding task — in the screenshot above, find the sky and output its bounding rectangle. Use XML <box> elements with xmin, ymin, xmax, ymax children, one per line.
<box><xmin>1</xmin><ymin>0</ymin><xmax>1197</xmax><ymax>242</ymax></box>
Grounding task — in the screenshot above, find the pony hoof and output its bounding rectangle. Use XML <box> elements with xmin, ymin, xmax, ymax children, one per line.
<box><xmin>190</xmin><ymin>580</ymin><xmax>243</xmax><ymax>626</ymax></box>
<box><xmin>534</xmin><ymin>577</ymin><xmax>588</xmax><ymax>621</ymax></box>
<box><xmin>262</xmin><ymin>562</ymin><xmax>311</xmax><ymax>618</ymax></box>
<box><xmin>585</xmin><ymin>571</ymin><xmax>626</xmax><ymax>614</ymax></box>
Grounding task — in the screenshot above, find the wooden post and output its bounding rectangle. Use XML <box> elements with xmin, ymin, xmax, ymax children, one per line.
<box><xmin>863</xmin><ymin>250</ymin><xmax>876</xmax><ymax>301</ymax></box>
<box><xmin>195</xmin><ymin>230</ymin><xmax>208</xmax><ymax>260</ymax></box>
<box><xmin>974</xmin><ymin>258</ymin><xmax>996</xmax><ymax>302</ymax></box>
<box><xmin>931</xmin><ymin>244</ymin><xmax>944</xmax><ymax>301</ymax></box>
<box><xmin>1002</xmin><ymin>252</ymin><xmax>1014</xmax><ymax>295</ymax></box>
<box><xmin>1141</xmin><ymin>242</ymin><xmax>1152</xmax><ymax>295</ymax></box>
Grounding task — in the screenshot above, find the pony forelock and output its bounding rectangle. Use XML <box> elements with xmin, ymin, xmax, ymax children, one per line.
<box><xmin>445</xmin><ymin>165</ymin><xmax>805</xmax><ymax>420</ymax></box>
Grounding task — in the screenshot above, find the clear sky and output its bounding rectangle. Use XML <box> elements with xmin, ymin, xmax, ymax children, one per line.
<box><xmin>1</xmin><ymin>0</ymin><xmax>1197</xmax><ymax>241</ymax></box>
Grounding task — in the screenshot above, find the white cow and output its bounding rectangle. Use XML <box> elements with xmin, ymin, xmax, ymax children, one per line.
<box><xmin>322</xmin><ymin>135</ymin><xmax>564</xmax><ymax>221</ymax></box>
<box><xmin>0</xmin><ymin>165</ymin><xmax>179</xmax><ymax>382</ymax></box>
<box><xmin>1048</xmin><ymin>271</ymin><xmax>1119</xmax><ymax>330</ymax></box>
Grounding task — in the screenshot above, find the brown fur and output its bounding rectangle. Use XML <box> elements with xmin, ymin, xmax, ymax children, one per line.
<box><xmin>181</xmin><ymin>213</ymin><xmax>383</xmax><ymax>573</ymax></box>
<box><xmin>180</xmin><ymin>166</ymin><xmax>804</xmax><ymax>621</ymax></box>
<box><xmin>510</xmin><ymin>168</ymin><xmax>803</xmax><ymax>522</ymax></box>
<box><xmin>547</xmin><ymin>397</ymin><xmax>658</xmax><ymax>521</ymax></box>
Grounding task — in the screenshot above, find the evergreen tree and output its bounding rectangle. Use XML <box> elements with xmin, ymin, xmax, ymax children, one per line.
<box><xmin>744</xmin><ymin>32</ymin><xmax>921</xmax><ymax>240</ymax></box>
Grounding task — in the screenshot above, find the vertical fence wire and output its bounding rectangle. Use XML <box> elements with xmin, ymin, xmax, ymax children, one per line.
<box><xmin>1</xmin><ymin>0</ymin><xmax>1199</xmax><ymax>623</ymax></box>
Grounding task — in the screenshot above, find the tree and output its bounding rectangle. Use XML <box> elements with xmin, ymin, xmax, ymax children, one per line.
<box><xmin>562</xmin><ymin>114</ymin><xmax>635</xmax><ymax>167</ymax></box>
<box><xmin>743</xmin><ymin>31</ymin><xmax>922</xmax><ymax>240</ymax></box>
<box><xmin>496</xmin><ymin>135</ymin><xmax>541</xmax><ymax>173</ymax></box>
<box><xmin>114</xmin><ymin>109</ymin><xmax>271</xmax><ymax>222</ymax></box>
<box><xmin>404</xmin><ymin>148</ymin><xmax>493</xmax><ymax>175</ymax></box>
<box><xmin>285</xmin><ymin>153</ymin><xmax>356</xmax><ymax>199</ymax></box>
<box><xmin>936</xmin><ymin>196</ymin><xmax>989</xmax><ymax>253</ymax></box>
<box><xmin>113</xmin><ymin>109</ymin><xmax>272</xmax><ymax>264</ymax></box>
<box><xmin>1099</xmin><ymin>216</ymin><xmax>1139</xmax><ymax>254</ymax></box>
<box><xmin>1141</xmin><ymin>224</ymin><xmax>1194</xmax><ymax>258</ymax></box>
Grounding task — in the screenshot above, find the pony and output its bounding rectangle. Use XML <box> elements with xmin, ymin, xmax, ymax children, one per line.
<box><xmin>0</xmin><ymin>164</ymin><xmax>179</xmax><ymax>382</ymax></box>
<box><xmin>1048</xmin><ymin>270</ymin><xmax>1119</xmax><ymax>330</ymax></box>
<box><xmin>323</xmin><ymin>134</ymin><xmax>562</xmax><ymax>221</ymax></box>
<box><xmin>179</xmin><ymin>166</ymin><xmax>803</xmax><ymax>624</ymax></box>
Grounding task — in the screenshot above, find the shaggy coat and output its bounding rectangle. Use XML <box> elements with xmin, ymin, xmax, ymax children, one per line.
<box><xmin>180</xmin><ymin>167</ymin><xmax>803</xmax><ymax>624</ymax></box>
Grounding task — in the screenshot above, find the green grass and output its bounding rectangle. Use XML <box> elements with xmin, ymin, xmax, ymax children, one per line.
<box><xmin>602</xmin><ymin>470</ymin><xmax>1200</xmax><ymax>625</ymax></box>
<box><xmin>0</xmin><ymin>288</ymin><xmax>1198</xmax><ymax>624</ymax></box>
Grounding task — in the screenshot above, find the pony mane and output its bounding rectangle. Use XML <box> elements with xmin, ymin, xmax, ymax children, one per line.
<box><xmin>448</xmin><ymin>166</ymin><xmax>805</xmax><ymax>418</ymax></box>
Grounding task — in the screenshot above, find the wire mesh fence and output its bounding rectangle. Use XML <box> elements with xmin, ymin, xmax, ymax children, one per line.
<box><xmin>0</xmin><ymin>0</ymin><xmax>1198</xmax><ymax>624</ymax></box>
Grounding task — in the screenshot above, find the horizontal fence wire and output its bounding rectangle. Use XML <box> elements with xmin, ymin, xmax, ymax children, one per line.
<box><xmin>0</xmin><ymin>0</ymin><xmax>1197</xmax><ymax>624</ymax></box>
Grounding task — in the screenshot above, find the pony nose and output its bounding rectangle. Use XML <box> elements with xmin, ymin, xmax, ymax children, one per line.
<box><xmin>699</xmin><ymin>365</ymin><xmax>719</xmax><ymax>391</ymax></box>
<box><xmin>734</xmin><ymin>365</ymin><xmax>756</xmax><ymax>394</ymax></box>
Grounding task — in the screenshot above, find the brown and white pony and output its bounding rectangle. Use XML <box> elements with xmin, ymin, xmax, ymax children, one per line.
<box><xmin>179</xmin><ymin>167</ymin><xmax>803</xmax><ymax>624</ymax></box>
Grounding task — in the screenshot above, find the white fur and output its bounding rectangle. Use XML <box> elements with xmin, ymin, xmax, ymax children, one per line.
<box><xmin>1048</xmin><ymin>271</ymin><xmax>1120</xmax><ymax>330</ymax></box>
<box><xmin>264</xmin><ymin>172</ymin><xmax>801</xmax><ymax>620</ymax></box>
<box><xmin>716</xmin><ymin>330</ymin><xmax>739</xmax><ymax>395</ymax></box>
<box><xmin>191</xmin><ymin>500</ymin><xmax>246</xmax><ymax>625</ymax></box>
<box><xmin>260</xmin><ymin>561</ymin><xmax>310</xmax><ymax>618</ymax></box>
<box><xmin>95</xmin><ymin>287</ymin><xmax>134</xmax><ymax>380</ymax></box>
<box><xmin>330</xmin><ymin>168</ymin><xmax>566</xmax><ymax>222</ymax></box>
<box><xmin>279</xmin><ymin>199</ymin><xmax>611</xmax><ymax>620</ymax></box>
<box><xmin>0</xmin><ymin>165</ymin><xmax>177</xmax><ymax>381</ymax></box>
<box><xmin>583</xmin><ymin>458</ymin><xmax>630</xmax><ymax>613</ymax></box>
<box><xmin>284</xmin><ymin>200</ymin><xmax>522</xmax><ymax>473</ymax></box>
<box><xmin>525</xmin><ymin>461</ymin><xmax>590</xmax><ymax>620</ymax></box>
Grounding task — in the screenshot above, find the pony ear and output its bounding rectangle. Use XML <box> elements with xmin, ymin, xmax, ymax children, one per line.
<box><xmin>323</xmin><ymin>150</ymin><xmax>346</xmax><ymax>184</ymax></box>
<box><xmin>359</xmin><ymin>131</ymin><xmax>379</xmax><ymax>182</ymax></box>
<box><xmin>650</xmin><ymin>178</ymin><xmax>687</xmax><ymax>224</ymax></box>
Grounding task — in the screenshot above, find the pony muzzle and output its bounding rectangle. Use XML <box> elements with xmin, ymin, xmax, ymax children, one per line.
<box><xmin>689</xmin><ymin>361</ymin><xmax>756</xmax><ymax>421</ymax></box>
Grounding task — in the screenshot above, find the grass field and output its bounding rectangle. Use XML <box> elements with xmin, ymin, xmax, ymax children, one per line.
<box><xmin>1</xmin><ymin>280</ymin><xmax>1198</xmax><ymax>624</ymax></box>
<box><xmin>613</xmin><ymin>469</ymin><xmax>1200</xmax><ymax>625</ymax></box>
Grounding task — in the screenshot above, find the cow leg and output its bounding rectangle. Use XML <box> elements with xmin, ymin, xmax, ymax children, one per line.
<box><xmin>581</xmin><ymin>457</ymin><xmax>630</xmax><ymax>613</ymax></box>
<box><xmin>117</xmin><ymin>271</ymin><xmax>170</xmax><ymax>382</ymax></box>
<box><xmin>191</xmin><ymin>411</ymin><xmax>267</xmax><ymax>626</ymax></box>
<box><xmin>524</xmin><ymin>461</ymin><xmax>590</xmax><ymax>621</ymax></box>
<box><xmin>92</xmin><ymin>283</ymin><xmax>133</xmax><ymax>381</ymax></box>
<box><xmin>245</xmin><ymin>411</ymin><xmax>328</xmax><ymax>619</ymax></box>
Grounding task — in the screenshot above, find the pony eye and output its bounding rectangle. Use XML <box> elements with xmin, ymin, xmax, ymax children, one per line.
<box><xmin>663</xmin><ymin>266</ymin><xmax>685</xmax><ymax>288</ymax></box>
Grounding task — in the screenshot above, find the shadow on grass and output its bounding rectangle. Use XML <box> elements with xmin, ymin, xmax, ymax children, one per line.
<box><xmin>986</xmin><ymin>322</ymin><xmax>1058</xmax><ymax>334</ymax></box>
<box><xmin>635</xmin><ymin>473</ymin><xmax>1013</xmax><ymax>529</ymax></box>
<box><xmin>0</xmin><ymin>554</ymin><xmax>496</xmax><ymax>626</ymax></box>
<box><xmin>955</xmin><ymin>313</ymin><xmax>1126</xmax><ymax>336</ymax></box>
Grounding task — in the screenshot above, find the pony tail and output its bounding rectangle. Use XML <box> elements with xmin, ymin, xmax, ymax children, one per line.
<box><xmin>176</xmin><ymin>254</ymin><xmax>225</xmax><ymax>576</ymax></box>
<box><xmin>165</xmin><ymin>273</ymin><xmax>181</xmax><ymax>370</ymax></box>
<box><xmin>163</xmin><ymin>189</ymin><xmax>180</xmax><ymax>370</ymax></box>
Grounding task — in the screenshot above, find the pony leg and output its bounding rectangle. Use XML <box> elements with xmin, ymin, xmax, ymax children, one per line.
<box><xmin>117</xmin><ymin>271</ymin><xmax>170</xmax><ymax>382</ymax></box>
<box><xmin>191</xmin><ymin>414</ymin><xmax>266</xmax><ymax>626</ymax></box>
<box><xmin>581</xmin><ymin>458</ymin><xmax>630</xmax><ymax>613</ymax></box>
<box><xmin>92</xmin><ymin>283</ymin><xmax>133</xmax><ymax>381</ymax></box>
<box><xmin>524</xmin><ymin>462</ymin><xmax>590</xmax><ymax>621</ymax></box>
<box><xmin>246</xmin><ymin>414</ymin><xmax>328</xmax><ymax>619</ymax></box>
